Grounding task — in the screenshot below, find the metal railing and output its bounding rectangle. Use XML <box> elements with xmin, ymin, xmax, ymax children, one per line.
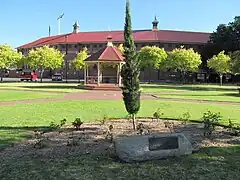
<box><xmin>86</xmin><ymin>76</ymin><xmax>118</xmax><ymax>84</ymax></box>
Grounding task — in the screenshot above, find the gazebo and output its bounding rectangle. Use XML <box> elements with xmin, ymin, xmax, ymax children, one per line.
<box><xmin>84</xmin><ymin>36</ymin><xmax>125</xmax><ymax>90</ymax></box>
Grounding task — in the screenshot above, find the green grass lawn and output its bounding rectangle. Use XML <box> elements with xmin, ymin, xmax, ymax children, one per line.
<box><xmin>0</xmin><ymin>145</ymin><xmax>239</xmax><ymax>180</ymax></box>
<box><xmin>141</xmin><ymin>83</ymin><xmax>239</xmax><ymax>93</ymax></box>
<box><xmin>0</xmin><ymin>100</ymin><xmax>239</xmax><ymax>148</ymax></box>
<box><xmin>0</xmin><ymin>90</ymin><xmax>63</xmax><ymax>102</ymax></box>
<box><xmin>154</xmin><ymin>91</ymin><xmax>240</xmax><ymax>102</ymax></box>
<box><xmin>0</xmin><ymin>82</ymin><xmax>85</xmax><ymax>93</ymax></box>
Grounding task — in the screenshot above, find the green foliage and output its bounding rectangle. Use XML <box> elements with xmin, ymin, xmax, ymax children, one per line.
<box><xmin>72</xmin><ymin>47</ymin><xmax>88</xmax><ymax>70</ymax></box>
<box><xmin>207</xmin><ymin>51</ymin><xmax>231</xmax><ymax>74</ymax></box>
<box><xmin>49</xmin><ymin>121</ymin><xmax>60</xmax><ymax>131</ymax></box>
<box><xmin>227</xmin><ymin>119</ymin><xmax>240</xmax><ymax>136</ymax></box>
<box><xmin>27</xmin><ymin>45</ymin><xmax>64</xmax><ymax>82</ymax></box>
<box><xmin>121</xmin><ymin>0</ymin><xmax>141</xmax><ymax>130</ymax></box>
<box><xmin>0</xmin><ymin>44</ymin><xmax>23</xmax><ymax>81</ymax></box>
<box><xmin>72</xmin><ymin>118</ymin><xmax>83</xmax><ymax>130</ymax></box>
<box><xmin>201</xmin><ymin>111</ymin><xmax>221</xmax><ymax>136</ymax></box>
<box><xmin>60</xmin><ymin>118</ymin><xmax>67</xmax><ymax>127</ymax></box>
<box><xmin>100</xmin><ymin>115</ymin><xmax>109</xmax><ymax>125</ymax></box>
<box><xmin>138</xmin><ymin>46</ymin><xmax>167</xmax><ymax>70</ymax></box>
<box><xmin>117</xmin><ymin>44</ymin><xmax>124</xmax><ymax>54</ymax></box>
<box><xmin>165</xmin><ymin>46</ymin><xmax>202</xmax><ymax>73</ymax></box>
<box><xmin>207</xmin><ymin>51</ymin><xmax>231</xmax><ymax>85</ymax></box>
<box><xmin>230</xmin><ymin>50</ymin><xmax>240</xmax><ymax>74</ymax></box>
<box><xmin>179</xmin><ymin>112</ymin><xmax>191</xmax><ymax>125</ymax></box>
<box><xmin>205</xmin><ymin>16</ymin><xmax>240</xmax><ymax>59</ymax></box>
<box><xmin>153</xmin><ymin>108</ymin><xmax>164</xmax><ymax>120</ymax></box>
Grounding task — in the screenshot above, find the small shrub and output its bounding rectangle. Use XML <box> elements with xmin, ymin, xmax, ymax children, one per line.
<box><xmin>202</xmin><ymin>111</ymin><xmax>221</xmax><ymax>136</ymax></box>
<box><xmin>72</xmin><ymin>118</ymin><xmax>83</xmax><ymax>130</ymax></box>
<box><xmin>136</xmin><ymin>123</ymin><xmax>150</xmax><ymax>135</ymax></box>
<box><xmin>153</xmin><ymin>108</ymin><xmax>164</xmax><ymax>121</ymax></box>
<box><xmin>49</xmin><ymin>121</ymin><xmax>59</xmax><ymax>131</ymax></box>
<box><xmin>100</xmin><ymin>115</ymin><xmax>109</xmax><ymax>125</ymax></box>
<box><xmin>227</xmin><ymin>119</ymin><xmax>240</xmax><ymax>136</ymax></box>
<box><xmin>164</xmin><ymin>121</ymin><xmax>174</xmax><ymax>133</ymax></box>
<box><xmin>180</xmin><ymin>112</ymin><xmax>191</xmax><ymax>125</ymax></box>
<box><xmin>60</xmin><ymin>118</ymin><xmax>67</xmax><ymax>127</ymax></box>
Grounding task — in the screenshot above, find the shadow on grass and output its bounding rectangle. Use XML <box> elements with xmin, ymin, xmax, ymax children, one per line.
<box><xmin>142</xmin><ymin>84</ymin><xmax>238</xmax><ymax>92</ymax></box>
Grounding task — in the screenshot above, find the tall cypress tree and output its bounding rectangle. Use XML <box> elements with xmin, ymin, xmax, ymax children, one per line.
<box><xmin>121</xmin><ymin>0</ymin><xmax>141</xmax><ymax>130</ymax></box>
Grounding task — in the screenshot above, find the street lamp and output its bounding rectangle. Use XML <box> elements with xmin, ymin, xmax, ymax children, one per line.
<box><xmin>65</xmin><ymin>35</ymin><xmax>69</xmax><ymax>83</ymax></box>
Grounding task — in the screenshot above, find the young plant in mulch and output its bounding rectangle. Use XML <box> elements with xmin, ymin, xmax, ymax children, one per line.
<box><xmin>164</xmin><ymin>121</ymin><xmax>174</xmax><ymax>133</ymax></box>
<box><xmin>152</xmin><ymin>108</ymin><xmax>164</xmax><ymax>121</ymax></box>
<box><xmin>72</xmin><ymin>118</ymin><xmax>83</xmax><ymax>131</ymax></box>
<box><xmin>105</xmin><ymin>125</ymin><xmax>114</xmax><ymax>142</ymax></box>
<box><xmin>33</xmin><ymin>131</ymin><xmax>49</xmax><ymax>149</ymax></box>
<box><xmin>100</xmin><ymin>115</ymin><xmax>109</xmax><ymax>126</ymax></box>
<box><xmin>179</xmin><ymin>112</ymin><xmax>191</xmax><ymax>125</ymax></box>
<box><xmin>227</xmin><ymin>119</ymin><xmax>240</xmax><ymax>136</ymax></box>
<box><xmin>201</xmin><ymin>111</ymin><xmax>221</xmax><ymax>137</ymax></box>
<box><xmin>49</xmin><ymin>121</ymin><xmax>60</xmax><ymax>131</ymax></box>
<box><xmin>136</xmin><ymin>123</ymin><xmax>150</xmax><ymax>135</ymax></box>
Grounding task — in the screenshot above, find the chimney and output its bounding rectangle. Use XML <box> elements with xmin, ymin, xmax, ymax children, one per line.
<box><xmin>107</xmin><ymin>35</ymin><xmax>113</xmax><ymax>46</ymax></box>
<box><xmin>152</xmin><ymin>16</ymin><xmax>159</xmax><ymax>31</ymax></box>
<box><xmin>73</xmin><ymin>21</ymin><xmax>80</xmax><ymax>33</ymax></box>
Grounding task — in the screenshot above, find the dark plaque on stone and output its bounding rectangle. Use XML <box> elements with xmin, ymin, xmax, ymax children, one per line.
<box><xmin>149</xmin><ymin>136</ymin><xmax>179</xmax><ymax>151</ymax></box>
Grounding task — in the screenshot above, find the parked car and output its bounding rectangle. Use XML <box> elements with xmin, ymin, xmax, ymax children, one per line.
<box><xmin>19</xmin><ymin>70</ymin><xmax>38</xmax><ymax>81</ymax></box>
<box><xmin>52</xmin><ymin>73</ymin><xmax>63</xmax><ymax>81</ymax></box>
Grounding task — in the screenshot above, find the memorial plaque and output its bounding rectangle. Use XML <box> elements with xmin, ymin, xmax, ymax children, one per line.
<box><xmin>149</xmin><ymin>136</ymin><xmax>179</xmax><ymax>151</ymax></box>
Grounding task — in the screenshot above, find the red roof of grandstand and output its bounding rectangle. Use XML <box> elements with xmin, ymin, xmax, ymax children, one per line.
<box><xmin>18</xmin><ymin>29</ymin><xmax>211</xmax><ymax>49</ymax></box>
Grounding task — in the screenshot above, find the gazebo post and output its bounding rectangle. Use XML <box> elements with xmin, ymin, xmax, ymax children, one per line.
<box><xmin>84</xmin><ymin>64</ymin><xmax>86</xmax><ymax>85</ymax></box>
<box><xmin>97</xmin><ymin>62</ymin><xmax>100</xmax><ymax>86</ymax></box>
<box><xmin>118</xmin><ymin>62</ymin><xmax>122</xmax><ymax>86</ymax></box>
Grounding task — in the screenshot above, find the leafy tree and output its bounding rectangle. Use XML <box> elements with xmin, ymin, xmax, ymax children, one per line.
<box><xmin>27</xmin><ymin>45</ymin><xmax>64</xmax><ymax>82</ymax></box>
<box><xmin>121</xmin><ymin>0</ymin><xmax>141</xmax><ymax>130</ymax></box>
<box><xmin>204</xmin><ymin>16</ymin><xmax>240</xmax><ymax>59</ymax></box>
<box><xmin>138</xmin><ymin>46</ymin><xmax>167</xmax><ymax>82</ymax></box>
<box><xmin>165</xmin><ymin>46</ymin><xmax>202</xmax><ymax>83</ymax></box>
<box><xmin>207</xmin><ymin>51</ymin><xmax>231</xmax><ymax>86</ymax></box>
<box><xmin>72</xmin><ymin>48</ymin><xmax>88</xmax><ymax>82</ymax></box>
<box><xmin>230</xmin><ymin>50</ymin><xmax>240</xmax><ymax>74</ymax></box>
<box><xmin>0</xmin><ymin>44</ymin><xmax>23</xmax><ymax>82</ymax></box>
<box><xmin>117</xmin><ymin>44</ymin><xmax>124</xmax><ymax>54</ymax></box>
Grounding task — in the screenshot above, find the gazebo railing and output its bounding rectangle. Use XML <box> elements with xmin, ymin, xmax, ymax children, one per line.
<box><xmin>86</xmin><ymin>76</ymin><xmax>118</xmax><ymax>84</ymax></box>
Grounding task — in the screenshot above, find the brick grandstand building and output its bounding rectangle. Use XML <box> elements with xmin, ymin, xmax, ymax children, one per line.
<box><xmin>17</xmin><ymin>17</ymin><xmax>210</xmax><ymax>81</ymax></box>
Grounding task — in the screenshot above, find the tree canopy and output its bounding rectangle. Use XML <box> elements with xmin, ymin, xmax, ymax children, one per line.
<box><xmin>138</xmin><ymin>46</ymin><xmax>167</xmax><ymax>70</ymax></box>
<box><xmin>121</xmin><ymin>0</ymin><xmax>141</xmax><ymax>130</ymax></box>
<box><xmin>230</xmin><ymin>50</ymin><xmax>240</xmax><ymax>74</ymax></box>
<box><xmin>207</xmin><ymin>51</ymin><xmax>231</xmax><ymax>85</ymax></box>
<box><xmin>72</xmin><ymin>48</ymin><xmax>88</xmax><ymax>70</ymax></box>
<box><xmin>204</xmin><ymin>16</ymin><xmax>240</xmax><ymax>59</ymax></box>
<box><xmin>165</xmin><ymin>46</ymin><xmax>202</xmax><ymax>73</ymax></box>
<box><xmin>27</xmin><ymin>46</ymin><xmax>64</xmax><ymax>82</ymax></box>
<box><xmin>0</xmin><ymin>44</ymin><xmax>23</xmax><ymax>81</ymax></box>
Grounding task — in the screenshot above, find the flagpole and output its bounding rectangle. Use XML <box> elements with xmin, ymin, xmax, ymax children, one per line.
<box><xmin>58</xmin><ymin>19</ymin><xmax>61</xmax><ymax>35</ymax></box>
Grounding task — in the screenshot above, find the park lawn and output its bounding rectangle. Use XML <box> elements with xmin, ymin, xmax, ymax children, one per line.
<box><xmin>0</xmin><ymin>82</ymin><xmax>86</xmax><ymax>93</ymax></box>
<box><xmin>0</xmin><ymin>100</ymin><xmax>239</xmax><ymax>148</ymax></box>
<box><xmin>0</xmin><ymin>145</ymin><xmax>239</xmax><ymax>180</ymax></box>
<box><xmin>141</xmin><ymin>83</ymin><xmax>239</xmax><ymax>93</ymax></box>
<box><xmin>0</xmin><ymin>90</ymin><xmax>63</xmax><ymax>102</ymax></box>
<box><xmin>154</xmin><ymin>91</ymin><xmax>240</xmax><ymax>102</ymax></box>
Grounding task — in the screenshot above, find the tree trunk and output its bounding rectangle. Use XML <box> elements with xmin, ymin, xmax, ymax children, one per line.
<box><xmin>132</xmin><ymin>114</ymin><xmax>136</xmax><ymax>130</ymax></box>
<box><xmin>0</xmin><ymin>69</ymin><xmax>3</xmax><ymax>82</ymax></box>
<box><xmin>40</xmin><ymin>69</ymin><xmax>44</xmax><ymax>83</ymax></box>
<box><xmin>148</xmin><ymin>68</ymin><xmax>151</xmax><ymax>84</ymax></box>
<box><xmin>78</xmin><ymin>70</ymin><xmax>81</xmax><ymax>83</ymax></box>
<box><xmin>181</xmin><ymin>71</ymin><xmax>186</xmax><ymax>84</ymax></box>
<box><xmin>219</xmin><ymin>74</ymin><xmax>223</xmax><ymax>86</ymax></box>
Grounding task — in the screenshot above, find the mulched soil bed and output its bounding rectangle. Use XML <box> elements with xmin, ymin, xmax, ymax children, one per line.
<box><xmin>1</xmin><ymin>119</ymin><xmax>239</xmax><ymax>161</ymax></box>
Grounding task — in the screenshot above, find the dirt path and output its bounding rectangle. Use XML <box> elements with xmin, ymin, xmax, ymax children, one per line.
<box><xmin>1</xmin><ymin>91</ymin><xmax>240</xmax><ymax>106</ymax></box>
